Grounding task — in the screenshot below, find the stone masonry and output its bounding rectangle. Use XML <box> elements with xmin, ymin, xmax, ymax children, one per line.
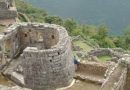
<box><xmin>1</xmin><ymin>0</ymin><xmax>130</xmax><ymax>90</ymax></box>
<box><xmin>0</xmin><ymin>0</ymin><xmax>17</xmax><ymax>19</ymax></box>
<box><xmin>0</xmin><ymin>23</ymin><xmax>75</xmax><ymax>90</ymax></box>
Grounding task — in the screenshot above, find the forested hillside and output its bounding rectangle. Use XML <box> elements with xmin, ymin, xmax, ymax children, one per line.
<box><xmin>15</xmin><ymin>0</ymin><xmax>130</xmax><ymax>51</ymax></box>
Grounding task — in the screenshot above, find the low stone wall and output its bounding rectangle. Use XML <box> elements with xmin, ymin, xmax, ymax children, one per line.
<box><xmin>88</xmin><ymin>48</ymin><xmax>112</xmax><ymax>57</ymax></box>
<box><xmin>112</xmin><ymin>68</ymin><xmax>127</xmax><ymax>90</ymax></box>
<box><xmin>124</xmin><ymin>56</ymin><xmax>130</xmax><ymax>90</ymax></box>
<box><xmin>77</xmin><ymin>62</ymin><xmax>107</xmax><ymax>77</ymax></box>
<box><xmin>100</xmin><ymin>60</ymin><xmax>127</xmax><ymax>90</ymax></box>
<box><xmin>89</xmin><ymin>48</ymin><xmax>124</xmax><ymax>57</ymax></box>
<box><xmin>87</xmin><ymin>48</ymin><xmax>125</xmax><ymax>62</ymax></box>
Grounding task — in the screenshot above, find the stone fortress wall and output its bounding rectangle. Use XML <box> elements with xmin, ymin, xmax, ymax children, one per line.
<box><xmin>0</xmin><ymin>23</ymin><xmax>75</xmax><ymax>90</ymax></box>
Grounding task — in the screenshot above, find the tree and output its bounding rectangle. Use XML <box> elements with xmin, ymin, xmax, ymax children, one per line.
<box><xmin>97</xmin><ymin>24</ymin><xmax>109</xmax><ymax>39</ymax></box>
<box><xmin>71</xmin><ymin>28</ymin><xmax>82</xmax><ymax>36</ymax></box>
<box><xmin>44</xmin><ymin>16</ymin><xmax>63</xmax><ymax>25</ymax></box>
<box><xmin>123</xmin><ymin>29</ymin><xmax>130</xmax><ymax>50</ymax></box>
<box><xmin>64</xmin><ymin>18</ymin><xmax>77</xmax><ymax>33</ymax></box>
<box><xmin>81</xmin><ymin>25</ymin><xmax>97</xmax><ymax>37</ymax></box>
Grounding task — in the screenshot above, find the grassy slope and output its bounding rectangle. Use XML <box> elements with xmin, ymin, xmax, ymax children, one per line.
<box><xmin>73</xmin><ymin>40</ymin><xmax>93</xmax><ymax>52</ymax></box>
<box><xmin>97</xmin><ymin>55</ymin><xmax>112</xmax><ymax>62</ymax></box>
<box><xmin>0</xmin><ymin>25</ymin><xmax>5</xmax><ymax>33</ymax></box>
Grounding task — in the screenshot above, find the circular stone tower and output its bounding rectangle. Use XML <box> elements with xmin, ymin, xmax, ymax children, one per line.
<box><xmin>21</xmin><ymin>23</ymin><xmax>75</xmax><ymax>90</ymax></box>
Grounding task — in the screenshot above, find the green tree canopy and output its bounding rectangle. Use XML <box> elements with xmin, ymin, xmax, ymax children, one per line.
<box><xmin>44</xmin><ymin>16</ymin><xmax>63</xmax><ymax>25</ymax></box>
<box><xmin>97</xmin><ymin>24</ymin><xmax>109</xmax><ymax>39</ymax></box>
<box><xmin>64</xmin><ymin>18</ymin><xmax>77</xmax><ymax>33</ymax></box>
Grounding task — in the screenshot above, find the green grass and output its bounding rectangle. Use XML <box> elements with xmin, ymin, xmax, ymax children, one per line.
<box><xmin>0</xmin><ymin>25</ymin><xmax>5</xmax><ymax>33</ymax></box>
<box><xmin>98</xmin><ymin>55</ymin><xmax>112</xmax><ymax>62</ymax></box>
<box><xmin>73</xmin><ymin>40</ymin><xmax>93</xmax><ymax>52</ymax></box>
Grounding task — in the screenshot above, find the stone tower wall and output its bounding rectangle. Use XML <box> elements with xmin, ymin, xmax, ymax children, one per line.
<box><xmin>22</xmin><ymin>42</ymin><xmax>74</xmax><ymax>90</ymax></box>
<box><xmin>20</xmin><ymin>25</ymin><xmax>59</xmax><ymax>49</ymax></box>
<box><xmin>0</xmin><ymin>23</ymin><xmax>74</xmax><ymax>90</ymax></box>
<box><xmin>0</xmin><ymin>10</ymin><xmax>17</xmax><ymax>19</ymax></box>
<box><xmin>0</xmin><ymin>2</ymin><xmax>8</xmax><ymax>10</ymax></box>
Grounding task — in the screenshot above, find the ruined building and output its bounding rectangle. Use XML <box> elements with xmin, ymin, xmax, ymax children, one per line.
<box><xmin>0</xmin><ymin>0</ymin><xmax>130</xmax><ymax>90</ymax></box>
<box><xmin>0</xmin><ymin>23</ymin><xmax>75</xmax><ymax>90</ymax></box>
<box><xmin>0</xmin><ymin>0</ymin><xmax>75</xmax><ymax>90</ymax></box>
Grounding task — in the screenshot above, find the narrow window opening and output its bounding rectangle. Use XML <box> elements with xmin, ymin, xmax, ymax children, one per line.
<box><xmin>29</xmin><ymin>29</ymin><xmax>31</xmax><ymax>32</ymax></box>
<box><xmin>50</xmin><ymin>60</ymin><xmax>52</xmax><ymax>62</ymax></box>
<box><xmin>15</xmin><ymin>34</ymin><xmax>17</xmax><ymax>38</ymax></box>
<box><xmin>58</xmin><ymin>52</ymin><xmax>60</xmax><ymax>55</ymax></box>
<box><xmin>24</xmin><ymin>34</ymin><xmax>27</xmax><ymax>37</ymax></box>
<box><xmin>51</xmin><ymin>35</ymin><xmax>55</xmax><ymax>39</ymax></box>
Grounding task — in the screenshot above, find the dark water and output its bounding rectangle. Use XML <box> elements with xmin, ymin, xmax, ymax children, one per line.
<box><xmin>25</xmin><ymin>0</ymin><xmax>130</xmax><ymax>35</ymax></box>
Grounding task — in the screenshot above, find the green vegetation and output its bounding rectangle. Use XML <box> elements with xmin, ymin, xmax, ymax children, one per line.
<box><xmin>97</xmin><ymin>55</ymin><xmax>112</xmax><ymax>62</ymax></box>
<box><xmin>15</xmin><ymin>0</ymin><xmax>47</xmax><ymax>22</ymax></box>
<box><xmin>44</xmin><ymin>16</ymin><xmax>63</xmax><ymax>25</ymax></box>
<box><xmin>0</xmin><ymin>25</ymin><xmax>5</xmax><ymax>33</ymax></box>
<box><xmin>73</xmin><ymin>40</ymin><xmax>93</xmax><ymax>52</ymax></box>
<box><xmin>15</xmin><ymin>0</ymin><xmax>130</xmax><ymax>51</ymax></box>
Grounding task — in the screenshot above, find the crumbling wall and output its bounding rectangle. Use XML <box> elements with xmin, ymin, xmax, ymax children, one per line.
<box><xmin>124</xmin><ymin>68</ymin><xmax>130</xmax><ymax>90</ymax></box>
<box><xmin>100</xmin><ymin>60</ymin><xmax>127</xmax><ymax>90</ymax></box>
<box><xmin>3</xmin><ymin>25</ymin><xmax>21</xmax><ymax>58</ymax></box>
<box><xmin>124</xmin><ymin>57</ymin><xmax>130</xmax><ymax>90</ymax></box>
<box><xmin>112</xmin><ymin>68</ymin><xmax>127</xmax><ymax>90</ymax></box>
<box><xmin>88</xmin><ymin>48</ymin><xmax>124</xmax><ymax>58</ymax></box>
<box><xmin>88</xmin><ymin>48</ymin><xmax>125</xmax><ymax>62</ymax></box>
<box><xmin>20</xmin><ymin>25</ymin><xmax>59</xmax><ymax>49</ymax></box>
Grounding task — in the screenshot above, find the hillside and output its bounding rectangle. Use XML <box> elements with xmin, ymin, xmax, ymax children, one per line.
<box><xmin>15</xmin><ymin>0</ymin><xmax>130</xmax><ymax>53</ymax></box>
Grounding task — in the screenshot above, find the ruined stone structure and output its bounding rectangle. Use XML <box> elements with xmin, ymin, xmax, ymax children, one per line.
<box><xmin>1</xmin><ymin>0</ymin><xmax>130</xmax><ymax>90</ymax></box>
<box><xmin>74</xmin><ymin>52</ymin><xmax>130</xmax><ymax>90</ymax></box>
<box><xmin>0</xmin><ymin>23</ymin><xmax>75</xmax><ymax>90</ymax></box>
